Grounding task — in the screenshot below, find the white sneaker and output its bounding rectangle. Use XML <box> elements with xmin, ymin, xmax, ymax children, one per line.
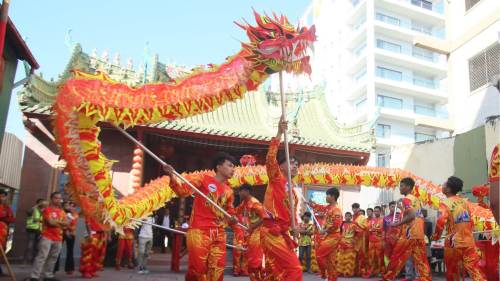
<box><xmin>143</xmin><ymin>269</ymin><xmax>150</xmax><ymax>274</ymax></box>
<box><xmin>137</xmin><ymin>269</ymin><xmax>144</xmax><ymax>274</ymax></box>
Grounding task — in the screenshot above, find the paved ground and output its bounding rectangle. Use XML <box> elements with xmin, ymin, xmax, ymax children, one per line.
<box><xmin>9</xmin><ymin>253</ymin><xmax>457</xmax><ymax>281</ymax></box>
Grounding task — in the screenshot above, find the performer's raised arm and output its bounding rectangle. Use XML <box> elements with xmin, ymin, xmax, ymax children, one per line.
<box><xmin>266</xmin><ymin>119</ymin><xmax>286</xmax><ymax>182</ymax></box>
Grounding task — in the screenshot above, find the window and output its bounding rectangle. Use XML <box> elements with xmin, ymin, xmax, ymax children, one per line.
<box><xmin>413</xmin><ymin>75</ymin><xmax>436</xmax><ymax>89</ymax></box>
<box><xmin>468</xmin><ymin>42</ymin><xmax>500</xmax><ymax>92</ymax></box>
<box><xmin>415</xmin><ymin>133</ymin><xmax>435</xmax><ymax>142</ymax></box>
<box><xmin>377</xmin><ymin>95</ymin><xmax>403</xmax><ymax>109</ymax></box>
<box><xmin>356</xmin><ymin>98</ymin><xmax>366</xmax><ymax>111</ymax></box>
<box><xmin>354</xmin><ymin>42</ymin><xmax>367</xmax><ymax>56</ymax></box>
<box><xmin>377</xmin><ymin>153</ymin><xmax>390</xmax><ymax>167</ymax></box>
<box><xmin>356</xmin><ymin>98</ymin><xmax>367</xmax><ymax>111</ymax></box>
<box><xmin>354</xmin><ymin>68</ymin><xmax>367</xmax><ymax>81</ymax></box>
<box><xmin>465</xmin><ymin>0</ymin><xmax>481</xmax><ymax>11</ymax></box>
<box><xmin>412</xmin><ymin>47</ymin><xmax>434</xmax><ymax>62</ymax></box>
<box><xmin>375</xmin><ymin>13</ymin><xmax>400</xmax><ymax>26</ymax></box>
<box><xmin>411</xmin><ymin>0</ymin><xmax>432</xmax><ymax>10</ymax></box>
<box><xmin>353</xmin><ymin>17</ymin><xmax>366</xmax><ymax>30</ymax></box>
<box><xmin>411</xmin><ymin>21</ymin><xmax>432</xmax><ymax>35</ymax></box>
<box><xmin>376</xmin><ymin>67</ymin><xmax>403</xmax><ymax>81</ymax></box>
<box><xmin>376</xmin><ymin>124</ymin><xmax>391</xmax><ymax>138</ymax></box>
<box><xmin>376</xmin><ymin>39</ymin><xmax>402</xmax><ymax>53</ymax></box>
<box><xmin>414</xmin><ymin>102</ymin><xmax>435</xmax><ymax>116</ymax></box>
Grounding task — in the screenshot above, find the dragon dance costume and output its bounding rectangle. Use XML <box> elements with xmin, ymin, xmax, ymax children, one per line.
<box><xmin>353</xmin><ymin>213</ymin><xmax>368</xmax><ymax>277</ymax></box>
<box><xmin>383</xmin><ymin>194</ymin><xmax>431</xmax><ymax>281</ymax></box>
<box><xmin>235</xmin><ymin>195</ymin><xmax>266</xmax><ymax>281</ymax></box>
<box><xmin>261</xmin><ymin>137</ymin><xmax>302</xmax><ymax>281</ymax></box>
<box><xmin>337</xmin><ymin>220</ymin><xmax>356</xmax><ymax>277</ymax></box>
<box><xmin>80</xmin><ymin>217</ymin><xmax>109</xmax><ymax>278</ymax></box>
<box><xmin>366</xmin><ymin>216</ymin><xmax>384</xmax><ymax>277</ymax></box>
<box><xmin>170</xmin><ymin>173</ymin><xmax>235</xmax><ymax>281</ymax></box>
<box><xmin>311</xmin><ymin>203</ymin><xmax>343</xmax><ymax>281</ymax></box>
<box><xmin>383</xmin><ymin>212</ymin><xmax>401</xmax><ymax>269</ymax></box>
<box><xmin>115</xmin><ymin>227</ymin><xmax>135</xmax><ymax>269</ymax></box>
<box><xmin>432</xmin><ymin>195</ymin><xmax>487</xmax><ymax>281</ymax></box>
<box><xmin>231</xmin><ymin>215</ymin><xmax>248</xmax><ymax>276</ymax></box>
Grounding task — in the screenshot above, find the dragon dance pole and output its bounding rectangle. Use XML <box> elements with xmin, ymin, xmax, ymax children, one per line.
<box><xmin>115</xmin><ymin>125</ymin><xmax>248</xmax><ymax>230</ymax></box>
<box><xmin>129</xmin><ymin>218</ymin><xmax>246</xmax><ymax>251</ymax></box>
<box><xmin>296</xmin><ymin>190</ymin><xmax>322</xmax><ymax>232</ymax></box>
<box><xmin>278</xmin><ymin>71</ymin><xmax>297</xmax><ymax>232</ymax></box>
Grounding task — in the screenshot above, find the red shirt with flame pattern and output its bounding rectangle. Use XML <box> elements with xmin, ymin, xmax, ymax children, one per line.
<box><xmin>235</xmin><ymin>196</ymin><xmax>267</xmax><ymax>230</ymax></box>
<box><xmin>170</xmin><ymin>174</ymin><xmax>235</xmax><ymax>229</ymax></box>
<box><xmin>263</xmin><ymin>137</ymin><xmax>298</xmax><ymax>230</ymax></box>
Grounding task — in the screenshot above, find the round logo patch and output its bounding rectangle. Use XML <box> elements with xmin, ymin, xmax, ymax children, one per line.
<box><xmin>208</xmin><ymin>184</ymin><xmax>217</xmax><ymax>193</ymax></box>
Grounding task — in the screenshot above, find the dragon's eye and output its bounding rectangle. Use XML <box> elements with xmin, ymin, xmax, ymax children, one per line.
<box><xmin>286</xmin><ymin>34</ymin><xmax>293</xmax><ymax>39</ymax></box>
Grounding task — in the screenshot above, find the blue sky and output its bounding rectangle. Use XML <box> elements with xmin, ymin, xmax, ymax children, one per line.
<box><xmin>6</xmin><ymin>0</ymin><xmax>310</xmax><ymax>140</ymax></box>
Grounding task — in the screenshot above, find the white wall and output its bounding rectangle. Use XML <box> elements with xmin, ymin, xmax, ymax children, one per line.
<box><xmin>446</xmin><ymin>0</ymin><xmax>500</xmax><ymax>134</ymax></box>
<box><xmin>391</xmin><ymin>137</ymin><xmax>455</xmax><ymax>185</ymax></box>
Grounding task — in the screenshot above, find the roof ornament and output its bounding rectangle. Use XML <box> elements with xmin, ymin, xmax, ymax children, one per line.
<box><xmin>113</xmin><ymin>53</ymin><xmax>121</xmax><ymax>66</ymax></box>
<box><xmin>64</xmin><ymin>29</ymin><xmax>76</xmax><ymax>52</ymax></box>
<box><xmin>142</xmin><ymin>41</ymin><xmax>151</xmax><ymax>83</ymax></box>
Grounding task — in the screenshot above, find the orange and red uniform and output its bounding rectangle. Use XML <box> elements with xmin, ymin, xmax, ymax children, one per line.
<box><xmin>115</xmin><ymin>227</ymin><xmax>135</xmax><ymax>268</ymax></box>
<box><xmin>80</xmin><ymin>217</ymin><xmax>109</xmax><ymax>278</ymax></box>
<box><xmin>366</xmin><ymin>216</ymin><xmax>384</xmax><ymax>277</ymax></box>
<box><xmin>315</xmin><ymin>204</ymin><xmax>343</xmax><ymax>281</ymax></box>
<box><xmin>383</xmin><ymin>194</ymin><xmax>431</xmax><ymax>281</ymax></box>
<box><xmin>0</xmin><ymin>204</ymin><xmax>15</xmax><ymax>249</ymax></box>
<box><xmin>337</xmin><ymin>221</ymin><xmax>356</xmax><ymax>277</ymax></box>
<box><xmin>231</xmin><ymin>215</ymin><xmax>248</xmax><ymax>276</ymax></box>
<box><xmin>383</xmin><ymin>212</ymin><xmax>401</xmax><ymax>268</ymax></box>
<box><xmin>352</xmin><ymin>213</ymin><xmax>368</xmax><ymax>276</ymax></box>
<box><xmin>235</xmin><ymin>195</ymin><xmax>267</xmax><ymax>281</ymax></box>
<box><xmin>261</xmin><ymin>137</ymin><xmax>302</xmax><ymax>281</ymax></box>
<box><xmin>170</xmin><ymin>173</ymin><xmax>235</xmax><ymax>281</ymax></box>
<box><xmin>432</xmin><ymin>195</ymin><xmax>487</xmax><ymax>281</ymax></box>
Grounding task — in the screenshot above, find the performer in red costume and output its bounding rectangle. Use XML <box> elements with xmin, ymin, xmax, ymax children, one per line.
<box><xmin>337</xmin><ymin>212</ymin><xmax>356</xmax><ymax>277</ymax></box>
<box><xmin>309</xmin><ymin>188</ymin><xmax>342</xmax><ymax>281</ymax></box>
<box><xmin>235</xmin><ymin>184</ymin><xmax>267</xmax><ymax>281</ymax></box>
<box><xmin>115</xmin><ymin>227</ymin><xmax>135</xmax><ymax>270</ymax></box>
<box><xmin>231</xmin><ymin>214</ymin><xmax>248</xmax><ymax>276</ymax></box>
<box><xmin>431</xmin><ymin>176</ymin><xmax>487</xmax><ymax>281</ymax></box>
<box><xmin>80</xmin><ymin>216</ymin><xmax>109</xmax><ymax>279</ymax></box>
<box><xmin>382</xmin><ymin>177</ymin><xmax>431</xmax><ymax>281</ymax></box>
<box><xmin>164</xmin><ymin>153</ymin><xmax>238</xmax><ymax>281</ymax></box>
<box><xmin>260</xmin><ymin>119</ymin><xmax>302</xmax><ymax>281</ymax></box>
<box><xmin>0</xmin><ymin>190</ymin><xmax>14</xmax><ymax>251</ymax></box>
<box><xmin>351</xmin><ymin>203</ymin><xmax>368</xmax><ymax>277</ymax></box>
<box><xmin>383</xmin><ymin>201</ymin><xmax>401</xmax><ymax>270</ymax></box>
<box><xmin>366</xmin><ymin>206</ymin><xmax>384</xmax><ymax>277</ymax></box>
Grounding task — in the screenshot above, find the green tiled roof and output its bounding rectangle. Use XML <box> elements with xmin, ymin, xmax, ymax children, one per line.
<box><xmin>18</xmin><ymin>44</ymin><xmax>375</xmax><ymax>153</ymax></box>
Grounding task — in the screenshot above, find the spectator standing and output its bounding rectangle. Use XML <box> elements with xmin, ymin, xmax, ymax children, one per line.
<box><xmin>24</xmin><ymin>199</ymin><xmax>48</xmax><ymax>264</ymax></box>
<box><xmin>137</xmin><ymin>215</ymin><xmax>154</xmax><ymax>274</ymax></box>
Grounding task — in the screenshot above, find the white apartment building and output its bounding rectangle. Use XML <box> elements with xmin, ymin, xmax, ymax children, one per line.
<box><xmin>296</xmin><ymin>0</ymin><xmax>452</xmax><ymax>169</ymax></box>
<box><xmin>414</xmin><ymin>0</ymin><xmax>500</xmax><ymax>135</ymax></box>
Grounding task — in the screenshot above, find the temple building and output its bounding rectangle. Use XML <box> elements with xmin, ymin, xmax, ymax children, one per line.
<box><xmin>11</xmin><ymin>44</ymin><xmax>375</xmax><ymax>258</ymax></box>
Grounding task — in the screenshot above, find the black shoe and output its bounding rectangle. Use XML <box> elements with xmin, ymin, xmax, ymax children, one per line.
<box><xmin>43</xmin><ymin>278</ymin><xmax>61</xmax><ymax>281</ymax></box>
<box><xmin>27</xmin><ymin>278</ymin><xmax>39</xmax><ymax>281</ymax></box>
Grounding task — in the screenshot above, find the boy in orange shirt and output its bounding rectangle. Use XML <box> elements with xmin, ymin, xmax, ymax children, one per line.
<box><xmin>431</xmin><ymin>176</ymin><xmax>486</xmax><ymax>281</ymax></box>
<box><xmin>381</xmin><ymin>177</ymin><xmax>431</xmax><ymax>281</ymax></box>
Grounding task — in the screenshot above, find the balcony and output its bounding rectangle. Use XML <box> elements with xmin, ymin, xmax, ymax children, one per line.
<box><xmin>374</xmin><ymin>68</ymin><xmax>447</xmax><ymax>102</ymax></box>
<box><xmin>374</xmin><ymin>13</ymin><xmax>445</xmax><ymax>41</ymax></box>
<box><xmin>374</xmin><ymin>47</ymin><xmax>446</xmax><ymax>78</ymax></box>
<box><xmin>376</xmin><ymin>0</ymin><xmax>445</xmax><ymax>24</ymax></box>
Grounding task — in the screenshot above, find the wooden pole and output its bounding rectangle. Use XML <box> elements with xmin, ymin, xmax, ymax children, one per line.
<box><xmin>278</xmin><ymin>71</ymin><xmax>296</xmax><ymax>232</ymax></box>
<box><xmin>0</xmin><ymin>243</ymin><xmax>16</xmax><ymax>281</ymax></box>
<box><xmin>128</xmin><ymin>218</ymin><xmax>245</xmax><ymax>251</ymax></box>
<box><xmin>114</xmin><ymin>125</ymin><xmax>248</xmax><ymax>230</ymax></box>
